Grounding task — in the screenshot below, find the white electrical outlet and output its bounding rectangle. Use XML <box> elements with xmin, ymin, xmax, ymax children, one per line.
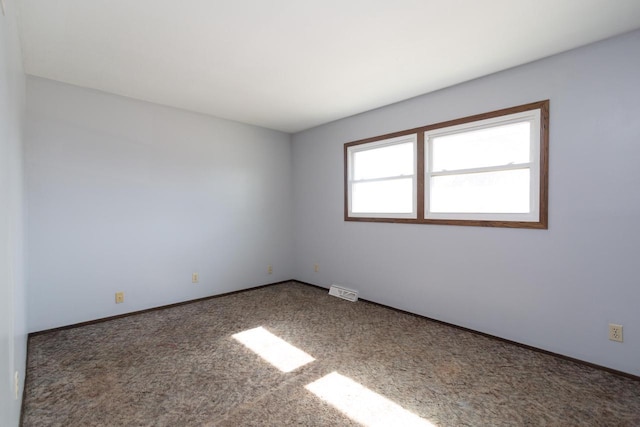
<box><xmin>314</xmin><ymin>264</ymin><xmax>319</xmax><ymax>273</ymax></box>
<box><xmin>609</xmin><ymin>324</ymin><xmax>623</xmax><ymax>342</ymax></box>
<box><xmin>267</xmin><ymin>265</ymin><xmax>273</xmax><ymax>274</ymax></box>
<box><xmin>115</xmin><ymin>292</ymin><xmax>124</xmax><ymax>303</ymax></box>
<box><xmin>14</xmin><ymin>371</ymin><xmax>19</xmax><ymax>399</ymax></box>
<box><xmin>192</xmin><ymin>272</ymin><xmax>199</xmax><ymax>283</ymax></box>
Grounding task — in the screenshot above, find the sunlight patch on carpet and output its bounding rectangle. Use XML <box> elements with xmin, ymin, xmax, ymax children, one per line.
<box><xmin>232</xmin><ymin>326</ymin><xmax>315</xmax><ymax>372</ymax></box>
<box><xmin>305</xmin><ymin>372</ymin><xmax>437</xmax><ymax>427</ymax></box>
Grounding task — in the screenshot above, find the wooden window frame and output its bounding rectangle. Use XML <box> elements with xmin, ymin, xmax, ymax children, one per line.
<box><xmin>344</xmin><ymin>100</ymin><xmax>549</xmax><ymax>229</ymax></box>
<box><xmin>346</xmin><ymin>134</ymin><xmax>418</xmax><ymax>219</ymax></box>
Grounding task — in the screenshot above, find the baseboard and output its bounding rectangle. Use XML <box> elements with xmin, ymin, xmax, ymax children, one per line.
<box><xmin>293</xmin><ymin>279</ymin><xmax>640</xmax><ymax>382</ymax></box>
<box><xmin>25</xmin><ymin>278</ymin><xmax>639</xmax><ymax>383</ymax></box>
<box><xmin>28</xmin><ymin>280</ymin><xmax>292</xmax><ymax>337</ymax></box>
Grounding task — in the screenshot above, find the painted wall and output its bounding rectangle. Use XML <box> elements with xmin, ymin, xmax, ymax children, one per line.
<box><xmin>0</xmin><ymin>0</ymin><xmax>27</xmax><ymax>425</ymax></box>
<box><xmin>292</xmin><ymin>30</ymin><xmax>640</xmax><ymax>375</ymax></box>
<box><xmin>26</xmin><ymin>77</ymin><xmax>294</xmax><ymax>332</ymax></box>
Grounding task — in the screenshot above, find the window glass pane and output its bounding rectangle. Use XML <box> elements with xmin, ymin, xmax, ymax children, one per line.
<box><xmin>431</xmin><ymin>121</ymin><xmax>530</xmax><ymax>172</ymax></box>
<box><xmin>352</xmin><ymin>178</ymin><xmax>413</xmax><ymax>214</ymax></box>
<box><xmin>353</xmin><ymin>142</ymin><xmax>413</xmax><ymax>180</ymax></box>
<box><xmin>430</xmin><ymin>169</ymin><xmax>530</xmax><ymax>213</ymax></box>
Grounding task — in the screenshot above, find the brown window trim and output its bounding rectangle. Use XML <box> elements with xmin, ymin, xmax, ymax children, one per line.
<box><xmin>344</xmin><ymin>100</ymin><xmax>549</xmax><ymax>229</ymax></box>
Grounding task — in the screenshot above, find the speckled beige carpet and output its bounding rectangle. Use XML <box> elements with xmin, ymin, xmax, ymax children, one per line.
<box><xmin>22</xmin><ymin>281</ymin><xmax>640</xmax><ymax>426</ymax></box>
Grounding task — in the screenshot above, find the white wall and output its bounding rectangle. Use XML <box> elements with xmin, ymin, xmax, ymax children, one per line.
<box><xmin>0</xmin><ymin>0</ymin><xmax>27</xmax><ymax>425</ymax></box>
<box><xmin>26</xmin><ymin>77</ymin><xmax>294</xmax><ymax>332</ymax></box>
<box><xmin>292</xmin><ymin>30</ymin><xmax>640</xmax><ymax>375</ymax></box>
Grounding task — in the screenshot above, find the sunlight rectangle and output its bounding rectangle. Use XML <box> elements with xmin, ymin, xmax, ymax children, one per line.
<box><xmin>305</xmin><ymin>372</ymin><xmax>436</xmax><ymax>427</ymax></box>
<box><xmin>232</xmin><ymin>327</ymin><xmax>315</xmax><ymax>373</ymax></box>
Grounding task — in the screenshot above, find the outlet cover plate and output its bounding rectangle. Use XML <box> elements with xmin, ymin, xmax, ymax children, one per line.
<box><xmin>609</xmin><ymin>324</ymin><xmax>623</xmax><ymax>342</ymax></box>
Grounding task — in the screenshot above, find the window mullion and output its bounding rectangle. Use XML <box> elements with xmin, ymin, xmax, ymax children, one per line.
<box><xmin>416</xmin><ymin>132</ymin><xmax>424</xmax><ymax>220</ymax></box>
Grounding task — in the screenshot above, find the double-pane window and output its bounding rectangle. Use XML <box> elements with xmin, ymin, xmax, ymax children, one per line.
<box><xmin>425</xmin><ymin>109</ymin><xmax>541</xmax><ymax>222</ymax></box>
<box><xmin>347</xmin><ymin>135</ymin><xmax>417</xmax><ymax>218</ymax></box>
<box><xmin>344</xmin><ymin>101</ymin><xmax>548</xmax><ymax>228</ymax></box>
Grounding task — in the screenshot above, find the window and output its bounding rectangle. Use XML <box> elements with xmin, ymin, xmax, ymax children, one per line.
<box><xmin>344</xmin><ymin>101</ymin><xmax>549</xmax><ymax>228</ymax></box>
<box><xmin>346</xmin><ymin>134</ymin><xmax>417</xmax><ymax>219</ymax></box>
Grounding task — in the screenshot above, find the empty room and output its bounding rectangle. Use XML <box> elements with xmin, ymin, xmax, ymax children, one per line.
<box><xmin>2</xmin><ymin>0</ymin><xmax>640</xmax><ymax>425</ymax></box>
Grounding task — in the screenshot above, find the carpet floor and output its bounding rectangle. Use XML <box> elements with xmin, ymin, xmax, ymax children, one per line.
<box><xmin>22</xmin><ymin>281</ymin><xmax>640</xmax><ymax>426</ymax></box>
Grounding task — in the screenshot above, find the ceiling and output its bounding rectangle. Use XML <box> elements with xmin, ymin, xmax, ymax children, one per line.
<box><xmin>17</xmin><ymin>1</ymin><xmax>640</xmax><ymax>133</ymax></box>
